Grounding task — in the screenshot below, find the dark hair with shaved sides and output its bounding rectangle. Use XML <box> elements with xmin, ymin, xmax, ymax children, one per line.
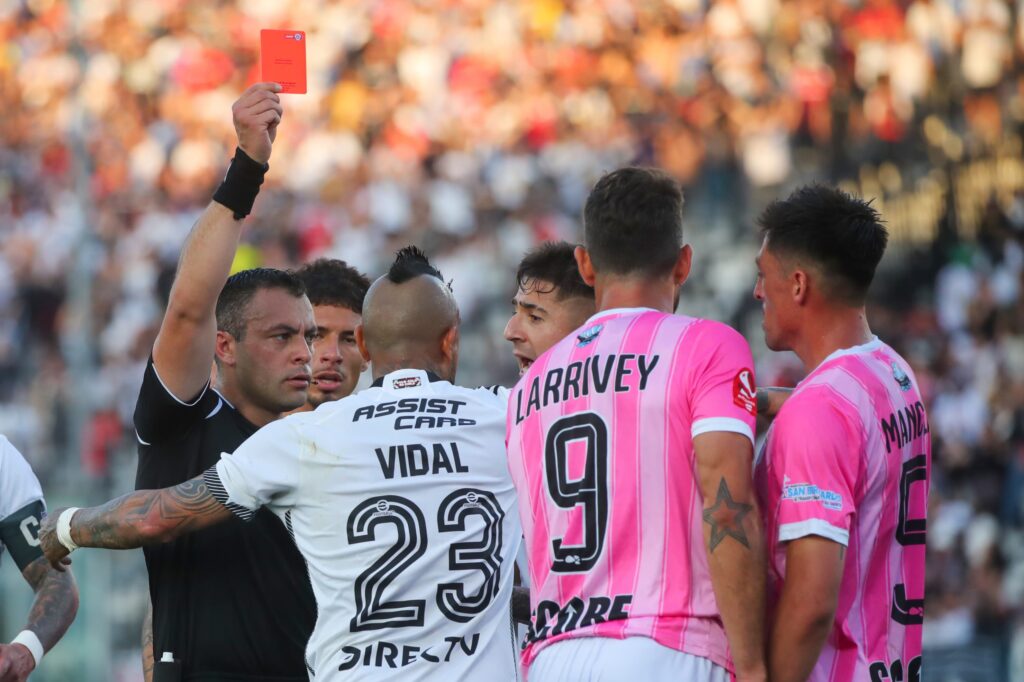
<box><xmin>516</xmin><ymin>241</ymin><xmax>594</xmax><ymax>301</ymax></box>
<box><xmin>387</xmin><ymin>246</ymin><xmax>445</xmax><ymax>284</ymax></box>
<box><xmin>215</xmin><ymin>268</ymin><xmax>306</xmax><ymax>340</ymax></box>
<box><xmin>294</xmin><ymin>258</ymin><xmax>370</xmax><ymax>313</ymax></box>
<box><xmin>758</xmin><ymin>185</ymin><xmax>889</xmax><ymax>305</ymax></box>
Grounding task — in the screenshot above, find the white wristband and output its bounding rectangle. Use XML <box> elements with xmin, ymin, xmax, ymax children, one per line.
<box><xmin>56</xmin><ymin>508</ymin><xmax>80</xmax><ymax>553</ymax></box>
<box><xmin>11</xmin><ymin>630</ymin><xmax>43</xmax><ymax>667</ymax></box>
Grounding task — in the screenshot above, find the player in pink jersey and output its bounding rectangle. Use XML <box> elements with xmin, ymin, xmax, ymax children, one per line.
<box><xmin>506</xmin><ymin>168</ymin><xmax>767</xmax><ymax>682</ymax></box>
<box><xmin>753</xmin><ymin>185</ymin><xmax>929</xmax><ymax>682</ymax></box>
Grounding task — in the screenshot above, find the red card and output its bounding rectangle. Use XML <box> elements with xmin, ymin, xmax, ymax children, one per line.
<box><xmin>260</xmin><ymin>30</ymin><xmax>307</xmax><ymax>94</ymax></box>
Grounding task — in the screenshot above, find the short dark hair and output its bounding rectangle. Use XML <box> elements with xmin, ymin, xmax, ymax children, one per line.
<box><xmin>215</xmin><ymin>268</ymin><xmax>306</xmax><ymax>340</ymax></box>
<box><xmin>387</xmin><ymin>246</ymin><xmax>444</xmax><ymax>284</ymax></box>
<box><xmin>758</xmin><ymin>184</ymin><xmax>889</xmax><ymax>304</ymax></box>
<box><xmin>293</xmin><ymin>258</ymin><xmax>370</xmax><ymax>314</ymax></box>
<box><xmin>582</xmin><ymin>167</ymin><xmax>684</xmax><ymax>277</ymax></box>
<box><xmin>516</xmin><ymin>241</ymin><xmax>594</xmax><ymax>301</ymax></box>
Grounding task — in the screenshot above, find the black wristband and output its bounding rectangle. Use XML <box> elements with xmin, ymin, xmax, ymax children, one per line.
<box><xmin>212</xmin><ymin>147</ymin><xmax>269</xmax><ymax>220</ymax></box>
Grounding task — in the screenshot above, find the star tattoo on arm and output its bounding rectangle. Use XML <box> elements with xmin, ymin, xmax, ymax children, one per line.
<box><xmin>703</xmin><ymin>478</ymin><xmax>752</xmax><ymax>552</ymax></box>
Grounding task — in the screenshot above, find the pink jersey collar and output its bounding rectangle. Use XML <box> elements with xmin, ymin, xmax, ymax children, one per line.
<box><xmin>583</xmin><ymin>306</ymin><xmax>659</xmax><ymax>326</ymax></box>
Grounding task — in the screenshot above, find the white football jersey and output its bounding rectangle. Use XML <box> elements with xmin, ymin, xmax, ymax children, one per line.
<box><xmin>0</xmin><ymin>435</ymin><xmax>45</xmax><ymax>567</ymax></box>
<box><xmin>209</xmin><ymin>369</ymin><xmax>521</xmax><ymax>681</ymax></box>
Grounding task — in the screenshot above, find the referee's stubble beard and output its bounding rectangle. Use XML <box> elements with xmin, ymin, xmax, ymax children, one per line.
<box><xmin>217</xmin><ymin>289</ymin><xmax>316</xmax><ymax>422</ymax></box>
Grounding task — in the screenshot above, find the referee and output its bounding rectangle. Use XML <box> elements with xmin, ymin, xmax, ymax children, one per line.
<box><xmin>40</xmin><ymin>249</ymin><xmax>524</xmax><ymax>681</ymax></box>
<box><xmin>133</xmin><ymin>83</ymin><xmax>319</xmax><ymax>681</ymax></box>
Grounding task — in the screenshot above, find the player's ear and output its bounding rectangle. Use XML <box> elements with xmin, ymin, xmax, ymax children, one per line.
<box><xmin>355</xmin><ymin>324</ymin><xmax>370</xmax><ymax>363</ymax></box>
<box><xmin>214</xmin><ymin>330</ymin><xmax>237</xmax><ymax>367</ymax></box>
<box><xmin>672</xmin><ymin>244</ymin><xmax>693</xmax><ymax>286</ymax></box>
<box><xmin>792</xmin><ymin>269</ymin><xmax>809</xmax><ymax>305</ymax></box>
<box><xmin>440</xmin><ymin>325</ymin><xmax>459</xmax><ymax>363</ymax></box>
<box><xmin>574</xmin><ymin>246</ymin><xmax>596</xmax><ymax>287</ymax></box>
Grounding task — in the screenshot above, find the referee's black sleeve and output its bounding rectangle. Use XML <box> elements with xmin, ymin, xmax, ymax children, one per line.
<box><xmin>133</xmin><ymin>356</ymin><xmax>212</xmax><ymax>446</ymax></box>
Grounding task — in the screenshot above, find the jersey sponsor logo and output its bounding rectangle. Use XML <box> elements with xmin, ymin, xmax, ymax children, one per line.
<box><xmin>891</xmin><ymin>362</ymin><xmax>912</xmax><ymax>392</ymax></box>
<box><xmin>732</xmin><ymin>368</ymin><xmax>756</xmax><ymax>415</ymax></box>
<box><xmin>880</xmin><ymin>401</ymin><xmax>929</xmax><ymax>454</ymax></box>
<box><xmin>353</xmin><ymin>398</ymin><xmax>477</xmax><ymax>430</ymax></box>
<box><xmin>576</xmin><ymin>324</ymin><xmax>603</xmax><ymax>347</ymax></box>
<box><xmin>526</xmin><ymin>595</ymin><xmax>632</xmax><ymax>645</ymax></box>
<box><xmin>781</xmin><ymin>478</ymin><xmax>843</xmax><ymax>511</ymax></box>
<box><xmin>338</xmin><ymin>633</ymin><xmax>481</xmax><ymax>671</ymax></box>
<box><xmin>514</xmin><ymin>353</ymin><xmax>660</xmax><ymax>424</ymax></box>
<box><xmin>393</xmin><ymin>377</ymin><xmax>422</xmax><ymax>390</ymax></box>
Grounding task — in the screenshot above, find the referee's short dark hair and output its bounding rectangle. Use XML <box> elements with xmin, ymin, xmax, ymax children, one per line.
<box><xmin>758</xmin><ymin>184</ymin><xmax>889</xmax><ymax>305</ymax></box>
<box><xmin>387</xmin><ymin>246</ymin><xmax>445</xmax><ymax>284</ymax></box>
<box><xmin>516</xmin><ymin>242</ymin><xmax>594</xmax><ymax>302</ymax></box>
<box><xmin>216</xmin><ymin>268</ymin><xmax>306</xmax><ymax>340</ymax></box>
<box><xmin>293</xmin><ymin>258</ymin><xmax>370</xmax><ymax>314</ymax></box>
<box><xmin>583</xmin><ymin>167</ymin><xmax>684</xmax><ymax>278</ymax></box>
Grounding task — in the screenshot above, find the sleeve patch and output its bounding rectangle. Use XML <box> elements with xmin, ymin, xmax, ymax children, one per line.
<box><xmin>782</xmin><ymin>480</ymin><xmax>844</xmax><ymax>511</ymax></box>
<box><xmin>733</xmin><ymin>368</ymin><xmax>757</xmax><ymax>416</ymax></box>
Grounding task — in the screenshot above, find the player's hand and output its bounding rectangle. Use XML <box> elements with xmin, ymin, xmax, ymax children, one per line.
<box><xmin>38</xmin><ymin>510</ymin><xmax>72</xmax><ymax>572</ymax></box>
<box><xmin>0</xmin><ymin>642</ymin><xmax>35</xmax><ymax>682</ymax></box>
<box><xmin>232</xmin><ymin>82</ymin><xmax>284</xmax><ymax>165</ymax></box>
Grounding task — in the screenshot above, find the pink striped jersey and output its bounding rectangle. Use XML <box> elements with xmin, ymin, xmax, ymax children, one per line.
<box><xmin>754</xmin><ymin>337</ymin><xmax>929</xmax><ymax>681</ymax></box>
<box><xmin>505</xmin><ymin>307</ymin><xmax>758</xmax><ymax>674</ymax></box>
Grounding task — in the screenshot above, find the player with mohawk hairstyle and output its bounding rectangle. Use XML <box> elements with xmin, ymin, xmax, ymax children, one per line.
<box><xmin>41</xmin><ymin>247</ymin><xmax>524</xmax><ymax>682</ymax></box>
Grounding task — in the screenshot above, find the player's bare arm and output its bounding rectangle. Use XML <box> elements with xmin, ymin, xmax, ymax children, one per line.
<box><xmin>38</xmin><ymin>476</ymin><xmax>233</xmax><ymax>569</ymax></box>
<box><xmin>769</xmin><ymin>536</ymin><xmax>845</xmax><ymax>682</ymax></box>
<box><xmin>141</xmin><ymin>600</ymin><xmax>154</xmax><ymax>682</ymax></box>
<box><xmin>152</xmin><ymin>82</ymin><xmax>283</xmax><ymax>401</ymax></box>
<box><xmin>0</xmin><ymin>557</ymin><xmax>78</xmax><ymax>682</ymax></box>
<box><xmin>694</xmin><ymin>431</ymin><xmax>767</xmax><ymax>682</ymax></box>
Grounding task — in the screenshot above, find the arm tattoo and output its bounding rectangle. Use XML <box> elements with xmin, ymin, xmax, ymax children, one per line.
<box><xmin>142</xmin><ymin>601</ymin><xmax>155</xmax><ymax>682</ymax></box>
<box><xmin>21</xmin><ymin>556</ymin><xmax>78</xmax><ymax>651</ymax></box>
<box><xmin>702</xmin><ymin>478</ymin><xmax>753</xmax><ymax>553</ymax></box>
<box><xmin>73</xmin><ymin>475</ymin><xmax>232</xmax><ymax>550</ymax></box>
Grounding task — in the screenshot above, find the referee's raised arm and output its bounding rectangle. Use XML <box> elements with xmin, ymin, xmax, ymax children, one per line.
<box><xmin>151</xmin><ymin>82</ymin><xmax>283</xmax><ymax>401</ymax></box>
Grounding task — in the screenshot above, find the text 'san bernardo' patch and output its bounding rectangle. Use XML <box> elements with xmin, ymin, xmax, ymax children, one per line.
<box><xmin>782</xmin><ymin>482</ymin><xmax>843</xmax><ymax>511</ymax></box>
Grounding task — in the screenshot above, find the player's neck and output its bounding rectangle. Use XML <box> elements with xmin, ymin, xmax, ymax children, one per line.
<box><xmin>215</xmin><ymin>377</ymin><xmax>281</xmax><ymax>428</ymax></box>
<box><xmin>794</xmin><ymin>307</ymin><xmax>874</xmax><ymax>372</ymax></box>
<box><xmin>593</xmin><ymin>277</ymin><xmax>676</xmax><ymax>315</ymax></box>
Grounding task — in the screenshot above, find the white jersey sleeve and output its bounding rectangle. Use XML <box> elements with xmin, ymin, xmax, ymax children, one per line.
<box><xmin>207</xmin><ymin>417</ymin><xmax>306</xmax><ymax>520</ymax></box>
<box><xmin>0</xmin><ymin>436</ymin><xmax>43</xmax><ymax>519</ymax></box>
<box><xmin>0</xmin><ymin>436</ymin><xmax>46</xmax><ymax>569</ymax></box>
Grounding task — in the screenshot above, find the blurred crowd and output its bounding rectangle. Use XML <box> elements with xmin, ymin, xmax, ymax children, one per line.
<box><xmin>2</xmin><ymin>0</ymin><xmax>1024</xmax><ymax>678</ymax></box>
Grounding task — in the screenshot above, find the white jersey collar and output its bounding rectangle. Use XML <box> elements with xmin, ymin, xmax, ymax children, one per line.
<box><xmin>372</xmin><ymin>368</ymin><xmax>445</xmax><ymax>391</ymax></box>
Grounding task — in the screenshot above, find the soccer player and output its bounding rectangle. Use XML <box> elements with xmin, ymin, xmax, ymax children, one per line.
<box><xmin>0</xmin><ymin>436</ymin><xmax>78</xmax><ymax>682</ymax></box>
<box><xmin>752</xmin><ymin>185</ymin><xmax>929</xmax><ymax>681</ymax></box>
<box><xmin>40</xmin><ymin>248</ymin><xmax>523</xmax><ymax>681</ymax></box>
<box><xmin>132</xmin><ymin>83</ymin><xmax>319</xmax><ymax>680</ymax></box>
<box><xmin>506</xmin><ymin>167</ymin><xmax>767</xmax><ymax>682</ymax></box>
<box><xmin>292</xmin><ymin>258</ymin><xmax>371</xmax><ymax>411</ymax></box>
<box><xmin>505</xmin><ymin>241</ymin><xmax>596</xmax><ymax>375</ymax></box>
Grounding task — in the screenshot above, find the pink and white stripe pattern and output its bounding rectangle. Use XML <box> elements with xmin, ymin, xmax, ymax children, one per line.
<box><xmin>755</xmin><ymin>337</ymin><xmax>929</xmax><ymax>681</ymax></box>
<box><xmin>506</xmin><ymin>308</ymin><xmax>758</xmax><ymax>675</ymax></box>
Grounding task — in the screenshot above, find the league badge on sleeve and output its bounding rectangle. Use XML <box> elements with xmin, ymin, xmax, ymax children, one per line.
<box><xmin>733</xmin><ymin>368</ymin><xmax>756</xmax><ymax>415</ymax></box>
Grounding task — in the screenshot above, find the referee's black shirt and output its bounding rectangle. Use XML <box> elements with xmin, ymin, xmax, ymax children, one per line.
<box><xmin>134</xmin><ymin>358</ymin><xmax>316</xmax><ymax>681</ymax></box>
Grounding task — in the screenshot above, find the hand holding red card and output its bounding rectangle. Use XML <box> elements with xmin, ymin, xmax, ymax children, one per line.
<box><xmin>260</xmin><ymin>30</ymin><xmax>307</xmax><ymax>94</ymax></box>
